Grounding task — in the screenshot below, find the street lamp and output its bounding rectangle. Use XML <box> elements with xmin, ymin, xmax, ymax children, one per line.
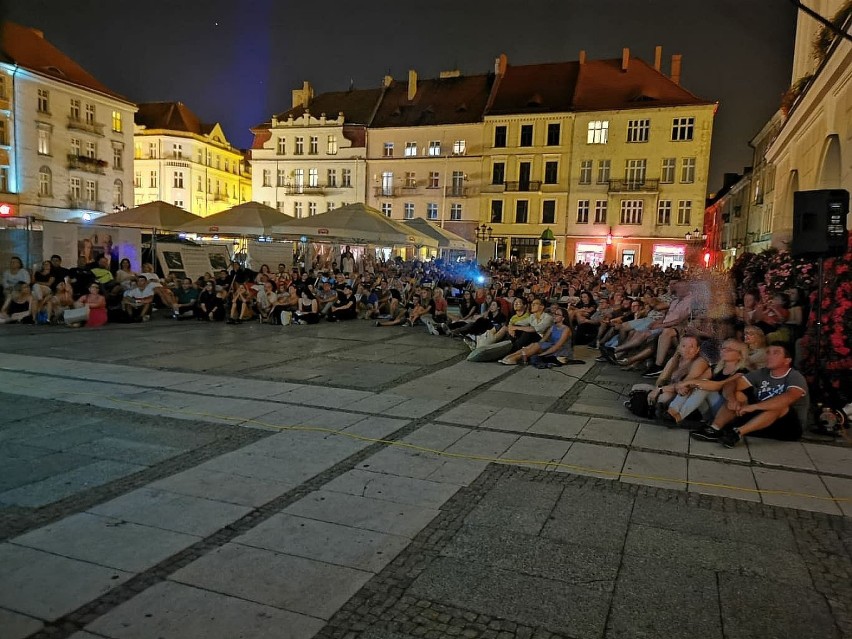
<box><xmin>475</xmin><ymin>224</ymin><xmax>493</xmax><ymax>241</ymax></box>
<box><xmin>684</xmin><ymin>228</ymin><xmax>707</xmax><ymax>243</ymax></box>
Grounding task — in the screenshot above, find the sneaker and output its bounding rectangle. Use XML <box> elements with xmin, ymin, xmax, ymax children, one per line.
<box><xmin>642</xmin><ymin>365</ymin><xmax>664</xmax><ymax>378</ymax></box>
<box><xmin>425</xmin><ymin>321</ymin><xmax>440</xmax><ymax>336</ymax></box>
<box><xmin>720</xmin><ymin>428</ymin><xmax>742</xmax><ymax>448</ymax></box>
<box><xmin>690</xmin><ymin>425</ymin><xmax>723</xmax><ymax>441</ymax></box>
<box><xmin>595</xmin><ymin>355</ymin><xmax>610</xmax><ymax>363</ymax></box>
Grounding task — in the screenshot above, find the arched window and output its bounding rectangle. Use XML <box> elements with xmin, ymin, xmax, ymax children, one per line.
<box><xmin>38</xmin><ymin>166</ymin><xmax>52</xmax><ymax>197</ymax></box>
<box><xmin>113</xmin><ymin>179</ymin><xmax>123</xmax><ymax>207</ymax></box>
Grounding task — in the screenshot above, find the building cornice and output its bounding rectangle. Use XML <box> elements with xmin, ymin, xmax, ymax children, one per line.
<box><xmin>1</xmin><ymin>63</ymin><xmax>137</xmax><ymax>110</ymax></box>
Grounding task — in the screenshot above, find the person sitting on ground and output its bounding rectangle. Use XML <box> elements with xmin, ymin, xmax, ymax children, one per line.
<box><xmin>0</xmin><ymin>282</ymin><xmax>35</xmax><ymax>324</ymax></box>
<box><xmin>227</xmin><ymin>283</ymin><xmax>254</xmax><ymax>324</ymax></box>
<box><xmin>500</xmin><ymin>297</ymin><xmax>552</xmax><ymax>352</ymax></box>
<box><xmin>122</xmin><ymin>276</ymin><xmax>156</xmax><ymax>321</ymax></box>
<box><xmin>690</xmin><ymin>342</ymin><xmax>808</xmax><ymax>447</ymax></box>
<box><xmin>197</xmin><ymin>281</ymin><xmax>224</xmax><ymax>321</ymax></box>
<box><xmin>139</xmin><ymin>263</ymin><xmax>179</xmax><ymax>312</ymax></box>
<box><xmin>667</xmin><ymin>338</ymin><xmax>750</xmax><ymax>425</ymax></box>
<box><xmin>315</xmin><ymin>280</ymin><xmax>339</xmax><ymax>318</ymax></box>
<box><xmin>743</xmin><ymin>325</ymin><xmax>768</xmax><ymax>370</ymax></box>
<box><xmin>47</xmin><ymin>281</ymin><xmax>76</xmax><ymax>323</ymax></box>
<box><xmin>114</xmin><ymin>258</ymin><xmax>136</xmax><ymax>289</ymax></box>
<box><xmin>71</xmin><ymin>282</ymin><xmax>108</xmax><ymax>328</ymax></box>
<box><xmin>405</xmin><ymin>290</ymin><xmax>432</xmax><ymax>326</ymax></box>
<box><xmin>378</xmin><ymin>292</ymin><xmax>422</xmax><ymax>327</ymax></box>
<box><xmin>753</xmin><ymin>292</ymin><xmax>791</xmax><ymax>343</ymax></box>
<box><xmin>498</xmin><ymin>306</ymin><xmax>574</xmax><ymax>365</ymax></box>
<box><xmin>270</xmin><ymin>282</ymin><xmax>299</xmax><ymax>324</ymax></box>
<box><xmin>568</xmin><ymin>290</ymin><xmax>597</xmax><ymax>331</ymax></box>
<box><xmin>329</xmin><ymin>284</ymin><xmax>357</xmax><ymax>321</ymax></box>
<box><xmin>631</xmin><ymin>335</ymin><xmax>709</xmax><ymax>420</ymax></box>
<box><xmin>2</xmin><ymin>256</ymin><xmax>31</xmax><ymax>301</ymax></box>
<box><xmin>173</xmin><ymin>278</ymin><xmax>199</xmax><ymax>319</ymax></box>
<box><xmin>293</xmin><ymin>289</ymin><xmax>320</xmax><ymax>324</ymax></box>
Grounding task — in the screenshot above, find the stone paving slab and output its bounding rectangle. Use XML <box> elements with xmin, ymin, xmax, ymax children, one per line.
<box><xmin>621</xmin><ymin>450</ymin><xmax>688</xmax><ymax>491</ymax></box>
<box><xmin>753</xmin><ymin>467</ymin><xmax>842</xmax><ymax>516</ymax></box>
<box><xmin>171</xmin><ymin>542</ymin><xmax>373</xmax><ymax>620</ymax></box>
<box><xmin>527</xmin><ymin>411</ymin><xmax>587</xmax><ymax>438</ymax></box>
<box><xmin>147</xmin><ymin>466</ymin><xmax>295</xmax><ymax>508</ymax></box>
<box><xmin>322</xmin><ymin>469</ymin><xmax>461</xmax><ymax>509</ymax></box>
<box><xmin>479</xmin><ymin>407</ymin><xmax>545</xmax><ymax>432</ymax></box>
<box><xmin>498</xmin><ymin>436</ymin><xmax>573</xmax><ymax>470</ymax></box>
<box><xmin>0</xmin><ymin>608</ymin><xmax>44</xmax><ymax>639</ymax></box>
<box><xmin>463</xmin><ymin>478</ymin><xmax>563</xmax><ymax>536</ymax></box>
<box><xmin>556</xmin><ymin>441</ymin><xmax>627</xmax><ymax>479</ymax></box>
<box><xmin>687</xmin><ymin>457</ymin><xmax>761</xmax><ymax>502</ymax></box>
<box><xmin>541</xmin><ymin>484</ymin><xmax>634</xmax><ymax>552</ymax></box>
<box><xmin>86</xmin><ymin>580</ymin><xmax>325</xmax><ymax>639</ymax></box>
<box><xmin>0</xmin><ymin>543</ymin><xmax>133</xmax><ymax>621</ymax></box>
<box><xmin>399</xmin><ymin>423</ymin><xmax>471</xmax><ymax>450</ymax></box>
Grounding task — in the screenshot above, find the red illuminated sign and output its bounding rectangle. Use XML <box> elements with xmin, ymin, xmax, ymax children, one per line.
<box><xmin>0</xmin><ymin>203</ymin><xmax>13</xmax><ymax>216</ymax></box>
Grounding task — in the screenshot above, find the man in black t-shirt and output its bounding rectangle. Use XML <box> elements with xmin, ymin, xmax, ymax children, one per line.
<box><xmin>329</xmin><ymin>284</ymin><xmax>357</xmax><ymax>321</ymax></box>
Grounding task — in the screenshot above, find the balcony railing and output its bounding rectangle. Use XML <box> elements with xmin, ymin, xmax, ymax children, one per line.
<box><xmin>481</xmin><ymin>183</ymin><xmax>506</xmax><ymax>193</ymax></box>
<box><xmin>164</xmin><ymin>160</ymin><xmax>191</xmax><ymax>169</ymax></box>
<box><xmin>284</xmin><ymin>184</ymin><xmax>326</xmax><ymax>195</ymax></box>
<box><xmin>444</xmin><ymin>186</ymin><xmax>471</xmax><ymax>198</ymax></box>
<box><xmin>504</xmin><ymin>181</ymin><xmax>541</xmax><ymax>192</ymax></box>
<box><xmin>67</xmin><ymin>154</ymin><xmax>107</xmax><ymax>175</ymax></box>
<box><xmin>373</xmin><ymin>186</ymin><xmax>401</xmax><ymax>198</ymax></box>
<box><xmin>607</xmin><ymin>179</ymin><xmax>659</xmax><ymax>193</ymax></box>
<box><xmin>67</xmin><ymin>116</ymin><xmax>104</xmax><ymax>136</ymax></box>
<box><xmin>67</xmin><ymin>196</ymin><xmax>105</xmax><ymax>211</ymax></box>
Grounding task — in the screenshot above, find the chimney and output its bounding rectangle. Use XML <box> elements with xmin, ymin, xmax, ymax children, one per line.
<box><xmin>494</xmin><ymin>53</ymin><xmax>508</xmax><ymax>77</ymax></box>
<box><xmin>30</xmin><ymin>28</ymin><xmax>44</xmax><ymax>38</ymax></box>
<box><xmin>653</xmin><ymin>46</ymin><xmax>663</xmax><ymax>72</ymax></box>
<box><xmin>383</xmin><ymin>74</ymin><xmax>393</xmax><ymax>88</ymax></box>
<box><xmin>291</xmin><ymin>80</ymin><xmax>313</xmax><ymax>109</ymax></box>
<box><xmin>670</xmin><ymin>54</ymin><xmax>682</xmax><ymax>85</ymax></box>
<box><xmin>408</xmin><ymin>69</ymin><xmax>417</xmax><ymax>101</ymax></box>
<box><xmin>578</xmin><ymin>50</ymin><xmax>586</xmax><ymax>65</ymax></box>
<box><xmin>621</xmin><ymin>48</ymin><xmax>630</xmax><ymax>72</ymax></box>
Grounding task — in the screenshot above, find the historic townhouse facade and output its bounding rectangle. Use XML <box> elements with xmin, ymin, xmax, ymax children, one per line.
<box><xmin>250</xmin><ymin>83</ymin><xmax>379</xmax><ymax>218</ymax></box>
<box><xmin>133</xmin><ymin>102</ymin><xmax>251</xmax><ymax>217</ymax></box>
<box><xmin>0</xmin><ymin>22</ymin><xmax>136</xmax><ymax>222</ymax></box>
<box><xmin>366</xmin><ymin>71</ymin><xmax>490</xmax><ymax>241</ymax></box>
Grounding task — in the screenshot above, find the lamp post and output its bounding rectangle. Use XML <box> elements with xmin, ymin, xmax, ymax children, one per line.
<box><xmin>684</xmin><ymin>227</ymin><xmax>708</xmax><ymax>268</ymax></box>
<box><xmin>475</xmin><ymin>224</ymin><xmax>493</xmax><ymax>241</ymax></box>
<box><xmin>475</xmin><ymin>224</ymin><xmax>493</xmax><ymax>266</ymax></box>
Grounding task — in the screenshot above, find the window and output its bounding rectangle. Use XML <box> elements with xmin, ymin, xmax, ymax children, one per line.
<box><xmin>594</xmin><ymin>200</ymin><xmax>607</xmax><ymax>224</ymax></box>
<box><xmin>85</xmin><ymin>141</ymin><xmax>96</xmax><ymax>159</ymax></box>
<box><xmin>308</xmin><ymin>168</ymin><xmax>318</xmax><ymax>187</ymax></box>
<box><xmin>519</xmin><ymin>124</ymin><xmax>533</xmax><ymax>147</ymax></box>
<box><xmin>295</xmin><ymin>137</ymin><xmax>304</xmax><ymax>154</ymax></box>
<box><xmin>148</xmin><ymin>142</ymin><xmax>157</xmax><ymax>159</ymax></box>
<box><xmin>491</xmin><ymin>200</ymin><xmax>503</xmax><ymax>224</ymax></box>
<box><xmin>681</xmin><ymin>157</ymin><xmax>696</xmax><ymax>183</ymax></box>
<box><xmin>85</xmin><ymin>104</ymin><xmax>95</xmax><ymax>125</ymax></box>
<box><xmin>428</xmin><ymin>141</ymin><xmax>441</xmax><ymax>156</ymax></box>
<box><xmin>427</xmin><ymin>203</ymin><xmax>439</xmax><ymax>220</ymax></box>
<box><xmin>587</xmin><ymin>120</ymin><xmax>609</xmax><ymax>144</ymax></box>
<box><xmin>38</xmin><ymin>166</ymin><xmax>52</xmax><ymax>196</ymax></box>
<box><xmin>327</xmin><ymin>202</ymin><xmax>334</xmax><ymax>211</ymax></box>
<box><xmin>309</xmin><ymin>202</ymin><xmax>317</xmax><ymax>216</ymax></box>
<box><xmin>490</xmin><ymin>200</ymin><xmax>504</xmax><ymax>223</ymax></box>
<box><xmin>224</xmin><ymin>158</ymin><xmax>230</xmax><ymax>173</ymax></box>
<box><xmin>620</xmin><ymin>199</ymin><xmax>644</xmax><ymax>225</ymax></box>
<box><xmin>0</xmin><ymin>168</ymin><xmax>6</xmax><ymax>193</ymax></box>
<box><xmin>542</xmin><ymin>200</ymin><xmax>556</xmax><ymax>224</ymax></box>
<box><xmin>657</xmin><ymin>200</ymin><xmax>672</xmax><ymax>225</ymax></box>
<box><xmin>37</xmin><ymin>129</ymin><xmax>50</xmax><ymax>155</ymax></box>
<box><xmin>85</xmin><ymin>179</ymin><xmax>96</xmax><ymax>202</ymax></box>
<box><xmin>494</xmin><ymin>126</ymin><xmax>507</xmax><ymax>148</ymax></box>
<box><xmin>661</xmin><ymin>158</ymin><xmax>676</xmax><ymax>183</ymax></box>
<box><xmin>113</xmin><ymin>179</ymin><xmax>123</xmax><ymax>207</ymax></box>
<box><xmin>452</xmin><ymin>140</ymin><xmax>466</xmax><ymax>155</ymax></box>
<box><xmin>404</xmin><ymin>202</ymin><xmax>415</xmax><ymax>219</ymax></box>
<box><xmin>294</xmin><ymin>202</ymin><xmax>303</xmax><ymax>217</ymax></box>
<box><xmin>207</xmin><ymin>177</ymin><xmax>211</xmax><ymax>193</ymax></box>
<box><xmin>404</xmin><ymin>171</ymin><xmax>416</xmax><ymax>188</ymax></box>
<box><xmin>672</xmin><ymin>116</ymin><xmax>695</xmax><ymax>141</ymax></box>
<box><xmin>342</xmin><ymin>168</ymin><xmax>351</xmax><ymax>187</ymax></box>
<box><xmin>169</xmin><ymin>143</ymin><xmax>180</xmax><ymax>158</ymax></box>
<box><xmin>71</xmin><ymin>138</ymin><xmax>81</xmax><ymax>156</ymax></box>
<box><xmin>113</xmin><ymin>147</ymin><xmax>122</xmax><ymax>169</ymax></box>
<box><xmin>626</xmin><ymin>119</ymin><xmax>650</xmax><ymax>143</ymax></box>
<box><xmin>404</xmin><ymin>142</ymin><xmax>417</xmax><ymax>157</ymax></box>
<box><xmin>327</xmin><ymin>168</ymin><xmax>337</xmax><ymax>187</ymax></box>
<box><xmin>327</xmin><ymin>135</ymin><xmax>338</xmax><ymax>155</ymax></box>
<box><xmin>276</xmin><ymin>201</ymin><xmax>285</xmax><ymax>212</ymax></box>
<box><xmin>70</xmin><ymin>99</ymin><xmax>81</xmax><ymax>121</ymax></box>
<box><xmin>624</xmin><ymin>159</ymin><xmax>647</xmax><ymax>186</ymax></box>
<box><xmin>381</xmin><ymin>171</ymin><xmax>393</xmax><ymax>196</ymax></box>
<box><xmin>173</xmin><ymin>171</ymin><xmax>184</xmax><ymax>189</ymax></box>
<box><xmin>450</xmin><ymin>203</ymin><xmax>462</xmax><ymax>221</ymax></box>
<box><xmin>597</xmin><ymin>159</ymin><xmax>611</xmax><ymax>184</ymax></box>
<box><xmin>309</xmin><ymin>136</ymin><xmax>318</xmax><ymax>154</ymax></box>
<box><xmin>107</xmin><ymin>111</ymin><xmax>121</xmax><ymax>134</ymax></box>
<box><xmin>134</xmin><ymin>171</ymin><xmax>141</xmax><ymax>188</ymax></box>
<box><xmin>492</xmin><ymin>162</ymin><xmax>505</xmax><ymax>185</ymax></box>
<box><xmin>196</xmin><ymin>175</ymin><xmax>202</xmax><ymax>192</ymax></box>
<box><xmin>515</xmin><ymin>200</ymin><xmax>529</xmax><ymax>223</ymax></box>
<box><xmin>215</xmin><ymin>155</ymin><xmax>220</xmax><ymax>169</ymax></box>
<box><xmin>382</xmin><ymin>203</ymin><xmax>393</xmax><ymax>218</ymax></box>
<box><xmin>546</xmin><ymin>123</ymin><xmax>560</xmax><ymax>146</ymax></box>
<box><xmin>149</xmin><ymin>171</ymin><xmax>158</xmax><ymax>188</ymax></box>
<box><xmin>579</xmin><ymin>160</ymin><xmax>592</xmax><ymax>185</ymax></box>
<box><xmin>293</xmin><ymin>169</ymin><xmax>304</xmax><ymax>192</ymax></box>
<box><xmin>262</xmin><ymin>169</ymin><xmax>271</xmax><ymax>187</ymax></box>
<box><xmin>70</xmin><ymin>177</ymin><xmax>81</xmax><ymax>199</ymax></box>
<box><xmin>277</xmin><ymin>137</ymin><xmax>286</xmax><ymax>155</ymax></box>
<box><xmin>576</xmin><ymin>200</ymin><xmax>590</xmax><ymax>224</ymax></box>
<box><xmin>383</xmin><ymin>142</ymin><xmax>394</xmax><ymax>157</ymax></box>
<box><xmin>275</xmin><ymin>168</ymin><xmax>285</xmax><ymax>187</ymax></box>
<box><xmin>544</xmin><ymin>161</ymin><xmax>558</xmax><ymax>184</ymax></box>
<box><xmin>428</xmin><ymin>171</ymin><xmax>440</xmax><ymax>188</ymax></box>
<box><xmin>37</xmin><ymin>89</ymin><xmax>50</xmax><ymax>113</ymax></box>
<box><xmin>677</xmin><ymin>200</ymin><xmax>692</xmax><ymax>225</ymax></box>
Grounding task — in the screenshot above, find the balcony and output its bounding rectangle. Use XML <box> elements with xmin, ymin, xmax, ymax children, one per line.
<box><xmin>444</xmin><ymin>186</ymin><xmax>472</xmax><ymax>198</ymax></box>
<box><xmin>607</xmin><ymin>179</ymin><xmax>659</xmax><ymax>193</ymax></box>
<box><xmin>481</xmin><ymin>183</ymin><xmax>506</xmax><ymax>193</ymax></box>
<box><xmin>67</xmin><ymin>154</ymin><xmax>107</xmax><ymax>175</ymax></box>
<box><xmin>373</xmin><ymin>186</ymin><xmax>401</xmax><ymax>198</ymax></box>
<box><xmin>164</xmin><ymin>160</ymin><xmax>191</xmax><ymax>169</ymax></box>
<box><xmin>284</xmin><ymin>184</ymin><xmax>326</xmax><ymax>195</ymax></box>
<box><xmin>67</xmin><ymin>196</ymin><xmax>105</xmax><ymax>211</ymax></box>
<box><xmin>67</xmin><ymin>116</ymin><xmax>104</xmax><ymax>136</ymax></box>
<box><xmin>504</xmin><ymin>181</ymin><xmax>541</xmax><ymax>192</ymax></box>
<box><xmin>401</xmin><ymin>183</ymin><xmax>419</xmax><ymax>192</ymax></box>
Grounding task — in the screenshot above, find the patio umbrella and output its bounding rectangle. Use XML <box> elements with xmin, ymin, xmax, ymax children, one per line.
<box><xmin>181</xmin><ymin>201</ymin><xmax>293</xmax><ymax>235</ymax></box>
<box><xmin>269</xmin><ymin>203</ymin><xmax>438</xmax><ymax>248</ymax></box>
<box><xmin>95</xmin><ymin>201</ymin><xmax>200</xmax><ymax>231</ymax></box>
<box><xmin>404</xmin><ymin>217</ymin><xmax>475</xmax><ymax>251</ymax></box>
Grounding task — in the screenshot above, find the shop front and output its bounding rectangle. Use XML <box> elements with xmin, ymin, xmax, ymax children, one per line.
<box><xmin>652</xmin><ymin>243</ymin><xmax>686</xmax><ymax>269</ymax></box>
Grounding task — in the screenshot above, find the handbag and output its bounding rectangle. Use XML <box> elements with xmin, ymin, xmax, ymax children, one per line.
<box><xmin>280</xmin><ymin>310</ymin><xmax>292</xmax><ymax>326</ymax></box>
<box><xmin>624</xmin><ymin>389</ymin><xmax>655</xmax><ymax>418</ymax></box>
<box><xmin>63</xmin><ymin>306</ymin><xmax>90</xmax><ymax>324</ymax></box>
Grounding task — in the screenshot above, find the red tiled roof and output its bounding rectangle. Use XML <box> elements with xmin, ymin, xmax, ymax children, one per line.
<box><xmin>135</xmin><ymin>102</ymin><xmax>215</xmax><ymax>135</ymax></box>
<box><xmin>487</xmin><ymin>62</ymin><xmax>578</xmax><ymax>115</ymax></box>
<box><xmin>0</xmin><ymin>21</ymin><xmax>131</xmax><ymax>103</ymax></box>
<box><xmin>253</xmin><ymin>87</ymin><xmax>384</xmax><ymax>131</ymax></box>
<box><xmin>370</xmin><ymin>74</ymin><xmax>494</xmax><ymax>127</ymax></box>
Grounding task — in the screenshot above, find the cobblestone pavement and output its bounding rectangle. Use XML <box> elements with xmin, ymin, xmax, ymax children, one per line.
<box><xmin>0</xmin><ymin>319</ymin><xmax>850</xmax><ymax>639</ymax></box>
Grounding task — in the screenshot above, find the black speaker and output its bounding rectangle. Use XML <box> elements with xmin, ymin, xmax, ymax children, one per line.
<box><xmin>791</xmin><ymin>189</ymin><xmax>849</xmax><ymax>258</ymax></box>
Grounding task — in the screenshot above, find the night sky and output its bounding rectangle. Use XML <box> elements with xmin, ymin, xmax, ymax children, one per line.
<box><xmin>3</xmin><ymin>0</ymin><xmax>798</xmax><ymax>192</ymax></box>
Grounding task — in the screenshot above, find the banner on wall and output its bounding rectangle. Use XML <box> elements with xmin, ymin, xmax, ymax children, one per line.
<box><xmin>42</xmin><ymin>222</ymin><xmax>142</xmax><ymax>271</ymax></box>
<box><xmin>245</xmin><ymin>241</ymin><xmax>294</xmax><ymax>272</ymax></box>
<box><xmin>156</xmin><ymin>242</ymin><xmax>232</xmax><ymax>281</ymax></box>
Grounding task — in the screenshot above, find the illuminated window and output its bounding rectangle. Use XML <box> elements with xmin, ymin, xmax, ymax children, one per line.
<box><xmin>576</xmin><ymin>200</ymin><xmax>590</xmax><ymax>224</ymax></box>
<box><xmin>661</xmin><ymin>158</ymin><xmax>676</xmax><ymax>183</ymax></box>
<box><xmin>672</xmin><ymin>117</ymin><xmax>695</xmax><ymax>141</ymax></box>
<box><xmin>620</xmin><ymin>199</ymin><xmax>644</xmax><ymax>225</ymax></box>
<box><xmin>38</xmin><ymin>167</ymin><xmax>52</xmax><ymax>196</ymax></box>
<box><xmin>677</xmin><ymin>200</ymin><xmax>692</xmax><ymax>225</ymax></box>
<box><xmin>594</xmin><ymin>200</ymin><xmax>607</xmax><ymax>224</ymax></box>
<box><xmin>111</xmin><ymin>111</ymin><xmax>122</xmax><ymax>132</ymax></box>
<box><xmin>587</xmin><ymin>120</ymin><xmax>609</xmax><ymax>144</ymax></box>
<box><xmin>308</xmin><ymin>168</ymin><xmax>318</xmax><ymax>187</ymax></box>
<box><xmin>327</xmin><ymin>135</ymin><xmax>337</xmax><ymax>155</ymax></box>
<box><xmin>427</xmin><ymin>203</ymin><xmax>438</xmax><ymax>220</ymax></box>
<box><xmin>293</xmin><ymin>169</ymin><xmax>304</xmax><ymax>193</ymax></box>
<box><xmin>452</xmin><ymin>140</ymin><xmax>466</xmax><ymax>155</ymax></box>
<box><xmin>37</xmin><ymin>128</ymin><xmax>50</xmax><ymax>155</ymax></box>
<box><xmin>450</xmin><ymin>203</ymin><xmax>462</xmax><ymax>220</ymax></box>
<box><xmin>627</xmin><ymin>119</ymin><xmax>650</xmax><ymax>143</ymax></box>
<box><xmin>404</xmin><ymin>142</ymin><xmax>417</xmax><ymax>157</ymax></box>
<box><xmin>657</xmin><ymin>200</ymin><xmax>672</xmax><ymax>225</ymax></box>
<box><xmin>428</xmin><ymin>141</ymin><xmax>441</xmax><ymax>156</ymax></box>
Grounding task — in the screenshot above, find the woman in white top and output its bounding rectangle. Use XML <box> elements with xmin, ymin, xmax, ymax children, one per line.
<box><xmin>2</xmin><ymin>256</ymin><xmax>31</xmax><ymax>297</ymax></box>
